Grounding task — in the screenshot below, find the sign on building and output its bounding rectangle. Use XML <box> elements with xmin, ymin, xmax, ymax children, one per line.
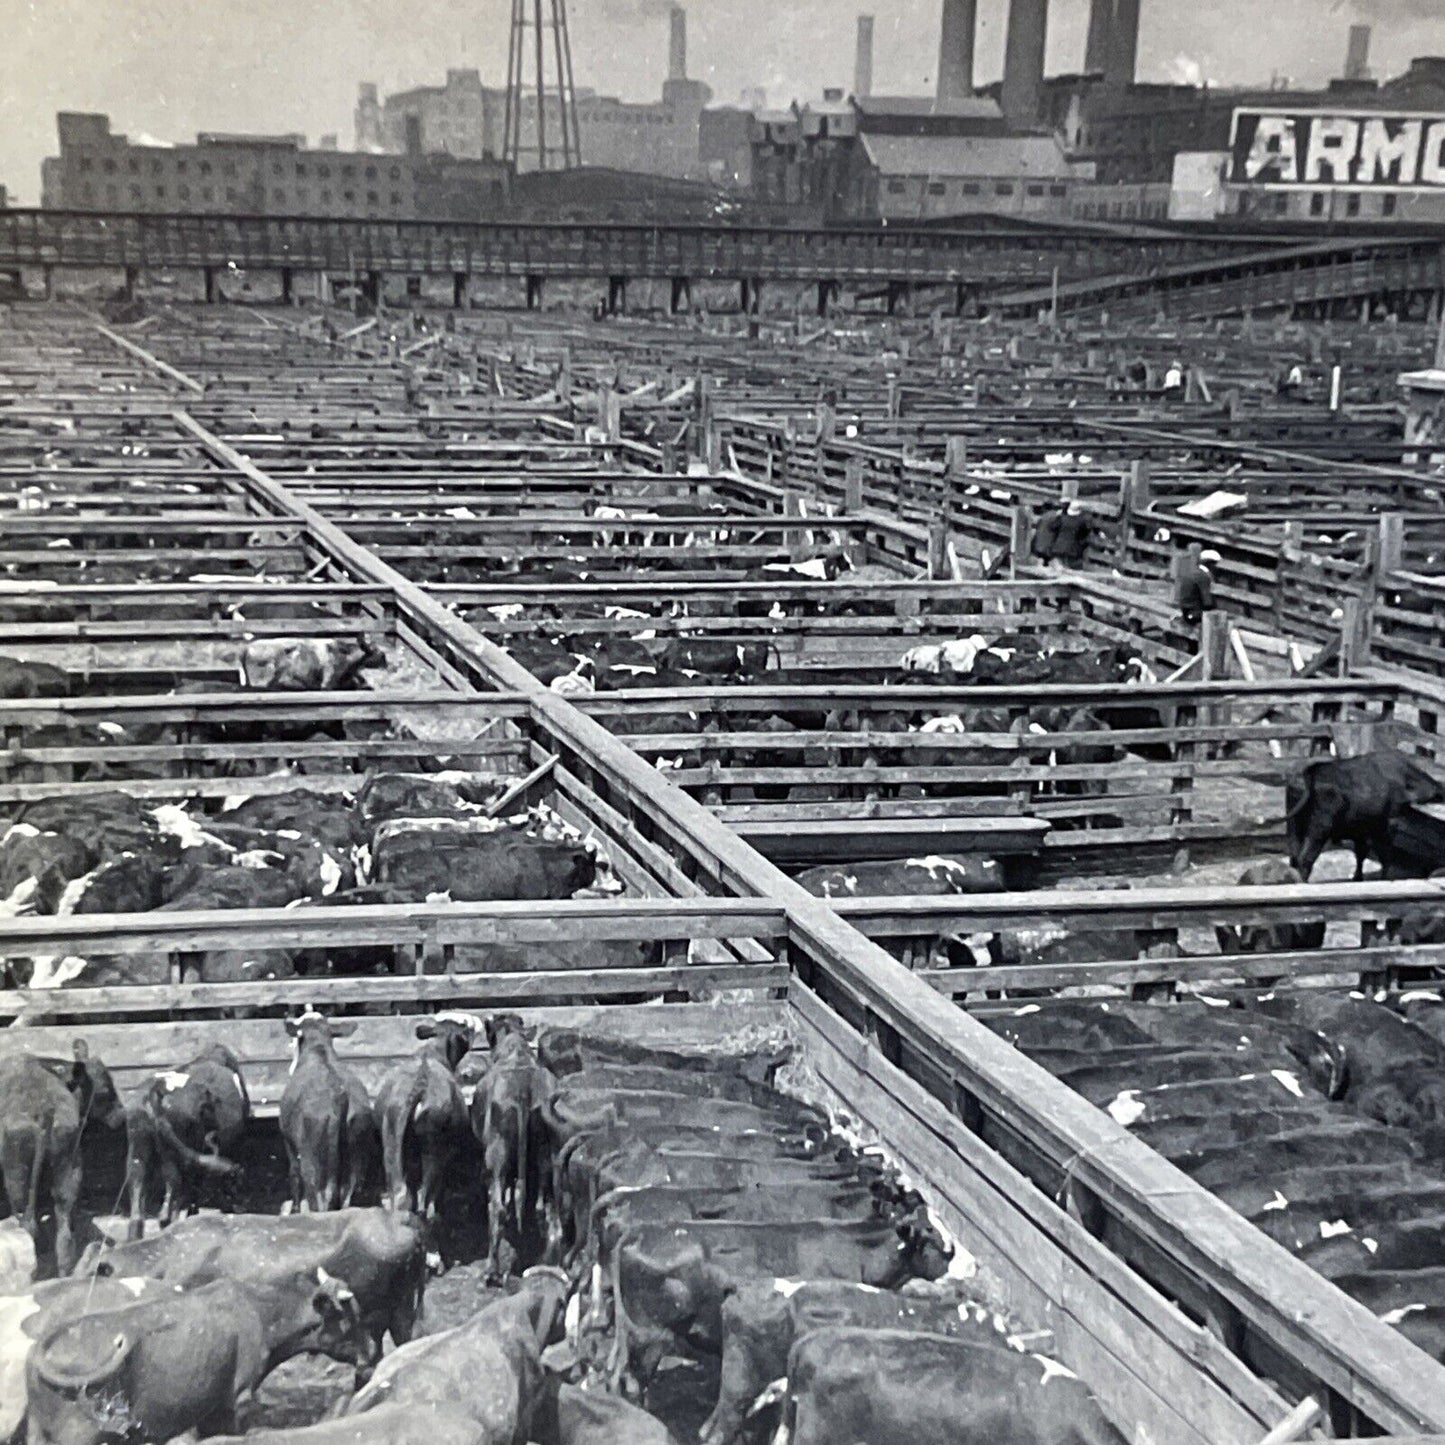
<box><xmin>1229</xmin><ymin>108</ymin><xmax>1445</xmax><ymax>189</ymax></box>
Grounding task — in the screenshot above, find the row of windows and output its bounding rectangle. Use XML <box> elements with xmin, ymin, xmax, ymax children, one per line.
<box><xmin>887</xmin><ymin>178</ymin><xmax>1068</xmax><ymax>199</ymax></box>
<box><xmin>73</xmin><ymin>181</ymin><xmax>411</xmax><ymax>211</ymax></box>
<box><xmin>77</xmin><ymin>153</ymin><xmax>404</xmax><ymax>183</ymax></box>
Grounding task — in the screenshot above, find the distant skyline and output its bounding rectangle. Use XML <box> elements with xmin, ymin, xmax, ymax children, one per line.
<box><xmin>3</xmin><ymin>0</ymin><xmax>1441</xmax><ymax>202</ymax></box>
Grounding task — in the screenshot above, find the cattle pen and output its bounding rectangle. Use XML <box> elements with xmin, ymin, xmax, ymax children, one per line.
<box><xmin>3</xmin><ymin>295</ymin><xmax>1445</xmax><ymax>1445</ymax></box>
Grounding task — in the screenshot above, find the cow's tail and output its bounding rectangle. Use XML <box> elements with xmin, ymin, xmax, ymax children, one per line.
<box><xmin>384</xmin><ymin>1065</ymin><xmax>428</xmax><ymax>1209</ymax></box>
<box><xmin>152</xmin><ymin>1109</ymin><xmax>238</xmax><ymax>1178</ymax></box>
<box><xmin>24</xmin><ymin>1122</ymin><xmax>46</xmax><ymax>1236</ymax></box>
<box><xmin>516</xmin><ymin>1074</ymin><xmax>531</xmax><ymax>1236</ymax></box>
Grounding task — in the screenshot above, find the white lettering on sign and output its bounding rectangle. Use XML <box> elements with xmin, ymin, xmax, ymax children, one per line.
<box><xmin>1244</xmin><ymin>115</ymin><xmax>1300</xmax><ymax>182</ymax></box>
<box><xmin>1424</xmin><ymin>121</ymin><xmax>1445</xmax><ymax>186</ymax></box>
<box><xmin>1358</xmin><ymin>118</ymin><xmax>1422</xmax><ymax>185</ymax></box>
<box><xmin>1304</xmin><ymin>117</ymin><xmax>1359</xmax><ymax>183</ymax></box>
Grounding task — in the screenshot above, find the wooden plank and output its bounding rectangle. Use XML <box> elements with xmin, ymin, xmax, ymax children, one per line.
<box><xmin>736</xmin><ymin>816</ymin><xmax>1049</xmax><ymax>863</ymax></box>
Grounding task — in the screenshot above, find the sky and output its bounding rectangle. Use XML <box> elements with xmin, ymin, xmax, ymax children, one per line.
<box><xmin>2</xmin><ymin>0</ymin><xmax>1442</xmax><ymax>203</ymax></box>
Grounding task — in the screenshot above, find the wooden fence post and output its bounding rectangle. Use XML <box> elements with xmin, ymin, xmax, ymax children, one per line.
<box><xmin>1119</xmin><ymin>458</ymin><xmax>1151</xmax><ymax>566</ymax></box>
<box><xmin>844</xmin><ymin>456</ymin><xmax>864</xmax><ymax>514</ymax></box>
<box><xmin>1375</xmin><ymin>512</ymin><xmax>1404</xmax><ymax>589</ymax></box>
<box><xmin>1340</xmin><ymin>597</ymin><xmax>1372</xmax><ymax>673</ymax></box>
<box><xmin>927</xmin><ymin>523</ymin><xmax>948</xmax><ymax>581</ymax></box>
<box><xmin>783</xmin><ymin>489</ymin><xmax>806</xmax><ymax>560</ymax></box>
<box><xmin>1009</xmin><ymin>506</ymin><xmax>1030</xmax><ymax>581</ymax></box>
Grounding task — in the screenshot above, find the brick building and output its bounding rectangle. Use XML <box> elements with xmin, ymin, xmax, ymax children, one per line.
<box><xmin>41</xmin><ymin>113</ymin><xmax>508</xmax><ymax>222</ymax></box>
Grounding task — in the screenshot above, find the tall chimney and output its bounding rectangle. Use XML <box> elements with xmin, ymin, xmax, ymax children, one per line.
<box><xmin>1107</xmin><ymin>0</ymin><xmax>1140</xmax><ymax>87</ymax></box>
<box><xmin>668</xmin><ymin>5</ymin><xmax>687</xmax><ymax>82</ymax></box>
<box><xmin>1001</xmin><ymin>0</ymin><xmax>1048</xmax><ymax>126</ymax></box>
<box><xmin>855</xmin><ymin>15</ymin><xmax>875</xmax><ymax>99</ymax></box>
<box><xmin>937</xmin><ymin>0</ymin><xmax>977</xmax><ymax>102</ymax></box>
<box><xmin>1084</xmin><ymin>0</ymin><xmax>1112</xmax><ymax>74</ymax></box>
<box><xmin>1344</xmin><ymin>23</ymin><xmax>1372</xmax><ymax>81</ymax></box>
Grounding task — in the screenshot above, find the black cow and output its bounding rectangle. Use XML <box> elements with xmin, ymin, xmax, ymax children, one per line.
<box><xmin>701</xmin><ymin>1280</ymin><xmax>1028</xmax><ymax>1445</ymax></box>
<box><xmin>608</xmin><ymin>1216</ymin><xmax>951</xmax><ymax>1396</ymax></box>
<box><xmin>77</xmin><ymin>1208</ymin><xmax>427</xmax><ymax>1357</ymax></box>
<box><xmin>0</xmin><ymin>658</ymin><xmax>73</xmax><ymax>699</ymax></box>
<box><xmin>1285</xmin><ymin>749</ymin><xmax>1445</xmax><ymax>880</ymax></box>
<box><xmin>470</xmin><ymin>1014</ymin><xmax>557</xmax><ymax>1277</ymax></box>
<box><xmin>780</xmin><ymin>1328</ymin><xmax>1125</xmax><ymax>1445</ymax></box>
<box><xmin>281</xmin><ymin>1013</ymin><xmax>377</xmax><ymax>1213</ymax></box>
<box><xmin>25</xmin><ymin>1273</ymin><xmax>369</xmax><ymax>1443</ymax></box>
<box><xmin>125</xmin><ymin>1044</ymin><xmax>250</xmax><ymax>1237</ymax></box>
<box><xmin>0</xmin><ymin>1044</ymin><xmax>125</xmax><ymax>1272</ymax></box>
<box><xmin>372</xmin><ymin>822</ymin><xmax>595</xmax><ymax>902</ymax></box>
<box><xmin>1214</xmin><ymin>860</ymin><xmax>1326</xmax><ymax>965</ymax></box>
<box><xmin>376</xmin><ymin>1015</ymin><xmax>477</xmax><ymax>1218</ymax></box>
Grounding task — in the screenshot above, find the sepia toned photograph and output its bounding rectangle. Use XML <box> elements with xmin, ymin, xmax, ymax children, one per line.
<box><xmin>0</xmin><ymin>1</ymin><xmax>1444</xmax><ymax>1441</ymax></box>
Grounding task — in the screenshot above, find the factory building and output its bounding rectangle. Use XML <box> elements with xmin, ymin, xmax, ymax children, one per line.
<box><xmin>359</xmin><ymin>6</ymin><xmax>715</xmax><ymax>181</ymax></box>
<box><xmin>41</xmin><ymin>112</ymin><xmax>509</xmax><ymax>221</ymax></box>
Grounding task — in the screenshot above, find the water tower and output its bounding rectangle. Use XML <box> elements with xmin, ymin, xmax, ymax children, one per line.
<box><xmin>502</xmin><ymin>0</ymin><xmax>582</xmax><ymax>170</ymax></box>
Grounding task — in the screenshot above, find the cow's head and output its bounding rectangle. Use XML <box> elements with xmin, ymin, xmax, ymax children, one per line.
<box><xmin>895</xmin><ymin>1206</ymin><xmax>953</xmax><ymax>1282</ymax></box>
<box><xmin>485</xmin><ymin>1012</ymin><xmax>528</xmax><ymax>1052</ymax></box>
<box><xmin>417</xmin><ymin>1015</ymin><xmax>478</xmax><ymax>1069</ymax></box>
<box><xmin>71</xmin><ymin>1040</ymin><xmax>126</xmax><ymax>1130</ymax></box>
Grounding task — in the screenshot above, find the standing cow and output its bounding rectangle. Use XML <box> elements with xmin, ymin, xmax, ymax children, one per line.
<box><xmin>0</xmin><ymin>1043</ymin><xmax>125</xmax><ymax>1273</ymax></box>
<box><xmin>125</xmin><ymin>1044</ymin><xmax>250</xmax><ymax>1238</ymax></box>
<box><xmin>375</xmin><ymin>1015</ymin><xmax>477</xmax><ymax>1219</ymax></box>
<box><xmin>470</xmin><ymin>1014</ymin><xmax>557</xmax><ymax>1279</ymax></box>
<box><xmin>1285</xmin><ymin>750</ymin><xmax>1444</xmax><ymax>880</ymax></box>
<box><xmin>281</xmin><ymin>1013</ymin><xmax>378</xmax><ymax>1213</ymax></box>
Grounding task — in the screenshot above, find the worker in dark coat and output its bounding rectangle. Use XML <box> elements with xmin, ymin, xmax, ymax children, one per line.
<box><xmin>1032</xmin><ymin>502</ymin><xmax>1091</xmax><ymax>569</ymax></box>
<box><xmin>1177</xmin><ymin>546</ymin><xmax>1218</xmax><ymax>626</ymax></box>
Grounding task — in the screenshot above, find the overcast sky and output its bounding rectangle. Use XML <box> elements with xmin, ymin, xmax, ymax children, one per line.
<box><xmin>2</xmin><ymin>0</ymin><xmax>1441</xmax><ymax>202</ymax></box>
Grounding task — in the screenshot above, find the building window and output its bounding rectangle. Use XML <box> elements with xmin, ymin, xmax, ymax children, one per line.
<box><xmin>365</xmin><ymin>164</ymin><xmax>377</xmax><ymax>178</ymax></box>
<box><xmin>105</xmin><ymin>184</ymin><xmax>117</xmax><ymax>203</ymax></box>
<box><xmin>320</xmin><ymin>189</ymin><xmax>331</xmax><ymax>204</ymax></box>
<box><xmin>367</xmin><ymin>189</ymin><xmax>378</xmax><ymax>203</ymax></box>
<box><xmin>202</xmin><ymin>187</ymin><xmax>213</xmax><ymax>202</ymax></box>
<box><xmin>1383</xmin><ymin>193</ymin><xmax>1398</xmax><ymax>217</ymax></box>
<box><xmin>78</xmin><ymin>157</ymin><xmax>93</xmax><ymax>172</ymax></box>
<box><xmin>1345</xmin><ymin>192</ymin><xmax>1361</xmax><ymax>217</ymax></box>
<box><xmin>341</xmin><ymin>164</ymin><xmax>355</xmax><ymax>178</ymax></box>
<box><xmin>128</xmin><ymin>158</ymin><xmax>139</xmax><ymax>174</ymax></box>
<box><xmin>390</xmin><ymin>190</ymin><xmax>402</xmax><ymax>205</ymax></box>
<box><xmin>962</xmin><ymin>182</ymin><xmax>981</xmax><ymax>196</ymax></box>
<box><xmin>226</xmin><ymin>187</ymin><xmax>238</xmax><ymax>202</ymax></box>
<box><xmin>102</xmin><ymin>158</ymin><xmax>116</xmax><ymax>174</ymax></box>
<box><xmin>995</xmin><ymin>182</ymin><xmax>1014</xmax><ymax>196</ymax></box>
<box><xmin>272</xmin><ymin>160</ymin><xmax>283</xmax><ymax>175</ymax></box>
<box><xmin>224</xmin><ymin>161</ymin><xmax>236</xmax><ymax>177</ymax></box>
<box><xmin>390</xmin><ymin>165</ymin><xmax>401</xmax><ymax>179</ymax></box>
<box><xmin>343</xmin><ymin>189</ymin><xmax>355</xmax><ymax>201</ymax></box>
<box><xmin>274</xmin><ymin>189</ymin><xmax>286</xmax><ymax>204</ymax></box>
<box><xmin>178</xmin><ymin>184</ymin><xmax>189</xmax><ymax>200</ymax></box>
<box><xmin>130</xmin><ymin>185</ymin><xmax>142</xmax><ymax>203</ymax></box>
<box><xmin>318</xmin><ymin>164</ymin><xmax>330</xmax><ymax>178</ymax></box>
<box><xmin>1309</xmin><ymin>192</ymin><xmax>1325</xmax><ymax>216</ymax></box>
<box><xmin>199</xmin><ymin>160</ymin><xmax>211</xmax><ymax>175</ymax></box>
<box><xmin>176</xmin><ymin>160</ymin><xmax>187</xmax><ymax>173</ymax></box>
<box><xmin>1275</xmin><ymin>194</ymin><xmax>1290</xmax><ymax>215</ymax></box>
<box><xmin>1049</xmin><ymin>184</ymin><xmax>1066</xmax><ymax>197</ymax></box>
<box><xmin>927</xmin><ymin>181</ymin><xmax>946</xmax><ymax>196</ymax></box>
<box><xmin>296</xmin><ymin>162</ymin><xmax>306</xmax><ymax>176</ymax></box>
<box><xmin>152</xmin><ymin>158</ymin><xmax>163</xmax><ymax>173</ymax></box>
<box><xmin>886</xmin><ymin>179</ymin><xmax>907</xmax><ymax>194</ymax></box>
<box><xmin>155</xmin><ymin>185</ymin><xmax>166</xmax><ymax>199</ymax></box>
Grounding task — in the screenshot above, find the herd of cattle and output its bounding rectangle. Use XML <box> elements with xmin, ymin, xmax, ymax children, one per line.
<box><xmin>0</xmin><ymin>773</ymin><xmax>614</xmax><ymax>990</ymax></box>
<box><xmin>994</xmin><ymin>989</ymin><xmax>1445</xmax><ymax>1362</ymax></box>
<box><xmin>0</xmin><ymin>1017</ymin><xmax>1128</xmax><ymax>1444</ymax></box>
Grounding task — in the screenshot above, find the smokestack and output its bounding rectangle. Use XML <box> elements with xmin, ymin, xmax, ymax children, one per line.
<box><xmin>669</xmin><ymin>5</ymin><xmax>687</xmax><ymax>82</ymax></box>
<box><xmin>1001</xmin><ymin>0</ymin><xmax>1048</xmax><ymax>126</ymax></box>
<box><xmin>855</xmin><ymin>15</ymin><xmax>875</xmax><ymax>100</ymax></box>
<box><xmin>1084</xmin><ymin>0</ymin><xmax>1112</xmax><ymax>74</ymax></box>
<box><xmin>1107</xmin><ymin>0</ymin><xmax>1140</xmax><ymax>87</ymax></box>
<box><xmin>937</xmin><ymin>0</ymin><xmax>977</xmax><ymax>102</ymax></box>
<box><xmin>1345</xmin><ymin>23</ymin><xmax>1371</xmax><ymax>81</ymax></box>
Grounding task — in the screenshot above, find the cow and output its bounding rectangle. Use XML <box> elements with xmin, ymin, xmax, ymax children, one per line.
<box><xmin>357</xmin><ymin>772</ymin><xmax>507</xmax><ymax>830</ymax></box>
<box><xmin>700</xmin><ymin>1279</ymin><xmax>1029</xmax><ymax>1445</ymax></box>
<box><xmin>372</xmin><ymin>820</ymin><xmax>596</xmax><ymax>903</ymax></box>
<box><xmin>608</xmin><ymin>1215</ymin><xmax>952</xmax><ymax>1396</ymax></box>
<box><xmin>125</xmin><ymin>1044</ymin><xmax>250</xmax><ymax>1237</ymax></box>
<box><xmin>0</xmin><ymin>1043</ymin><xmax>125</xmax><ymax>1273</ymax></box>
<box><xmin>344</xmin><ymin>1268</ymin><xmax>569</xmax><ymax>1438</ymax></box>
<box><xmin>376</xmin><ymin>1014</ymin><xmax>477</xmax><ymax>1218</ymax></box>
<box><xmin>239</xmin><ymin>637</ymin><xmax>384</xmax><ymax>691</ymax></box>
<box><xmin>0</xmin><ymin>658</ymin><xmax>73</xmax><ymax>699</ymax></box>
<box><xmin>532</xmin><ymin>1378</ymin><xmax>680</xmax><ymax>1445</ymax></box>
<box><xmin>470</xmin><ymin>1014</ymin><xmax>557</xmax><ymax>1278</ymax></box>
<box><xmin>779</xmin><ymin>1328</ymin><xmax>1125</xmax><ymax>1445</ymax></box>
<box><xmin>1284</xmin><ymin>749</ymin><xmax>1445</xmax><ymax>881</ymax></box>
<box><xmin>25</xmin><ymin>1271</ymin><xmax>369</xmax><ymax>1444</ymax></box>
<box><xmin>796</xmin><ymin>855</ymin><xmax>1003</xmax><ymax>901</ymax></box>
<box><xmin>77</xmin><ymin>1208</ymin><xmax>427</xmax><ymax>1357</ymax></box>
<box><xmin>281</xmin><ymin>1012</ymin><xmax>377</xmax><ymax>1214</ymax></box>
<box><xmin>1213</xmin><ymin>861</ymin><xmax>1327</xmax><ymax>966</ymax></box>
<box><xmin>0</xmin><ymin>1276</ymin><xmax>183</xmax><ymax>1441</ymax></box>
<box><xmin>537</xmin><ymin>1029</ymin><xmax>788</xmax><ymax>1086</ymax></box>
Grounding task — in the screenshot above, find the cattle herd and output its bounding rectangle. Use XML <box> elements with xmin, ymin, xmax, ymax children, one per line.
<box><xmin>0</xmin><ymin>1014</ymin><xmax>1131</xmax><ymax>1444</ymax></box>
